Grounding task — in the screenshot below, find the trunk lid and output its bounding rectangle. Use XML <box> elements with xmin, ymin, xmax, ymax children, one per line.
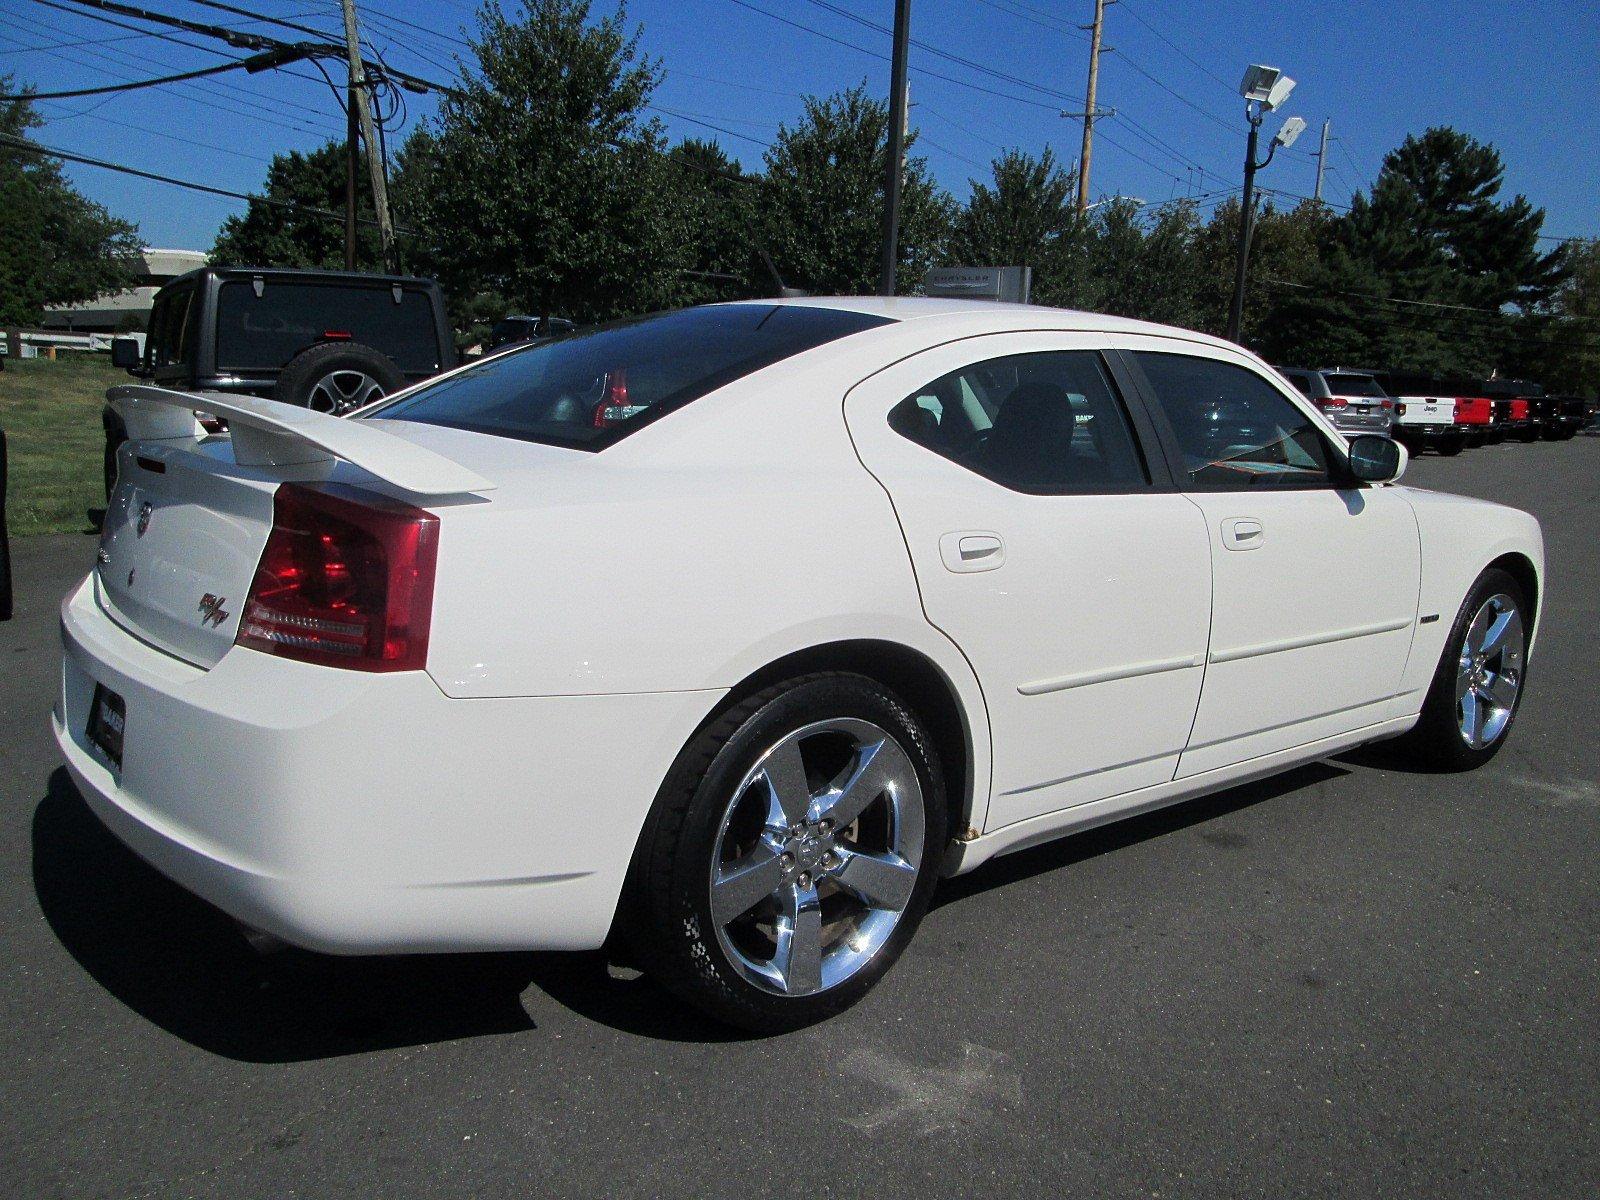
<box><xmin>98</xmin><ymin>438</ymin><xmax>283</xmax><ymax>668</ymax></box>
<box><xmin>96</xmin><ymin>384</ymin><xmax>498</xmax><ymax>669</ymax></box>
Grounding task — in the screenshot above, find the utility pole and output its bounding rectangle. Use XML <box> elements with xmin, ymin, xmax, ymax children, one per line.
<box><xmin>339</xmin><ymin>0</ymin><xmax>394</xmax><ymax>271</ymax></box>
<box><xmin>1075</xmin><ymin>0</ymin><xmax>1110</xmax><ymax>212</ymax></box>
<box><xmin>1312</xmin><ymin>118</ymin><xmax>1330</xmax><ymax>202</ymax></box>
<box><xmin>878</xmin><ymin>0</ymin><xmax>911</xmax><ymax>296</ymax></box>
<box><xmin>344</xmin><ymin>75</ymin><xmax>358</xmax><ymax>268</ymax></box>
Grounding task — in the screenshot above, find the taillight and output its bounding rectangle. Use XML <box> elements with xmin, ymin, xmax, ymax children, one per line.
<box><xmin>1396</xmin><ymin>402</ymin><xmax>1406</xmax><ymax>416</ymax></box>
<box><xmin>592</xmin><ymin>368</ymin><xmax>647</xmax><ymax>427</ymax></box>
<box><xmin>1380</xmin><ymin>399</ymin><xmax>1394</xmax><ymax>410</ymax></box>
<box><xmin>236</xmin><ymin>483</ymin><xmax>439</xmax><ymax>672</ymax></box>
<box><xmin>1316</xmin><ymin>397</ymin><xmax>1347</xmax><ymax>410</ymax></box>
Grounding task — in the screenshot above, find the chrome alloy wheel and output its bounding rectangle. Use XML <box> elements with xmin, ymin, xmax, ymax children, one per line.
<box><xmin>708</xmin><ymin>718</ymin><xmax>925</xmax><ymax>998</ymax></box>
<box><xmin>1456</xmin><ymin>593</ymin><xmax>1525</xmax><ymax>750</ymax></box>
<box><xmin>307</xmin><ymin>369</ymin><xmax>385</xmax><ymax>415</ymax></box>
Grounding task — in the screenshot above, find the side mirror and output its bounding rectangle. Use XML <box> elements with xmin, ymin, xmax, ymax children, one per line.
<box><xmin>1347</xmin><ymin>434</ymin><xmax>1405</xmax><ymax>483</ymax></box>
<box><xmin>110</xmin><ymin>337</ymin><xmax>143</xmax><ymax>372</ymax></box>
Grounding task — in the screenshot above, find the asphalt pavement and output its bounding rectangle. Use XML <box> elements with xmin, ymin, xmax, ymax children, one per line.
<box><xmin>1</xmin><ymin>438</ymin><xmax>1595</xmax><ymax>1199</ymax></box>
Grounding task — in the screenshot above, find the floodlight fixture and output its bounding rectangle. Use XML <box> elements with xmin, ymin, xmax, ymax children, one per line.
<box><xmin>1239</xmin><ymin>64</ymin><xmax>1296</xmax><ymax>111</ymax></box>
<box><xmin>1274</xmin><ymin>116</ymin><xmax>1308</xmax><ymax>149</ymax></box>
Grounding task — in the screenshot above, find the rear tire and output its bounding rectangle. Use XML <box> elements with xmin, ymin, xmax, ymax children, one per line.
<box><xmin>271</xmin><ymin>342</ymin><xmax>405</xmax><ymax>415</ymax></box>
<box><xmin>1391</xmin><ymin>568</ymin><xmax>1529</xmax><ymax>772</ymax></box>
<box><xmin>628</xmin><ymin>673</ymin><xmax>947</xmax><ymax>1032</ymax></box>
<box><xmin>1436</xmin><ymin>435</ymin><xmax>1464</xmax><ymax>457</ymax></box>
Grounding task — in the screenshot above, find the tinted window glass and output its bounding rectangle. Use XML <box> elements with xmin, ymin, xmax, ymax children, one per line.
<box><xmin>215</xmin><ymin>281</ymin><xmax>442</xmax><ymax>373</ymax></box>
<box><xmin>1136</xmin><ymin>352</ymin><xmax>1334</xmax><ymax>489</ymax></box>
<box><xmin>148</xmin><ymin>285</ymin><xmax>194</xmax><ymax>369</ymax></box>
<box><xmin>378</xmin><ymin>304</ymin><xmax>891</xmax><ymax>450</ymax></box>
<box><xmin>1324</xmin><ymin>373</ymin><xmax>1387</xmax><ymax>397</ymax></box>
<box><xmin>887</xmin><ymin>351</ymin><xmax>1149</xmax><ymax>494</ymax></box>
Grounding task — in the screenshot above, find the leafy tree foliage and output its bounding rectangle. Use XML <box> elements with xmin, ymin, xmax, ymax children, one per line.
<box><xmin>0</xmin><ymin>83</ymin><xmax>142</xmax><ymax>326</ymax></box>
<box><xmin>211</xmin><ymin>140</ymin><xmax>381</xmax><ymax>270</ymax></box>
<box><xmin>660</xmin><ymin>138</ymin><xmax>765</xmax><ymax>306</ymax></box>
<box><xmin>946</xmin><ymin>147</ymin><xmax>1085</xmax><ymax>302</ymax></box>
<box><xmin>757</xmin><ymin>86</ymin><xmax>953</xmax><ymax>294</ymax></box>
<box><xmin>401</xmin><ymin>0</ymin><xmax>680</xmax><ymax>324</ymax></box>
<box><xmin>1268</xmin><ymin>128</ymin><xmax>1568</xmax><ymax>374</ymax></box>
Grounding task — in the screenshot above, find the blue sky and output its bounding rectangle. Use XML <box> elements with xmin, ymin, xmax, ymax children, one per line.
<box><xmin>5</xmin><ymin>0</ymin><xmax>1597</xmax><ymax>253</ymax></box>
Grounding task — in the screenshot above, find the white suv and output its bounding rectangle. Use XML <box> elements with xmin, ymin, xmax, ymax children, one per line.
<box><xmin>1277</xmin><ymin>368</ymin><xmax>1400</xmax><ymax>439</ymax></box>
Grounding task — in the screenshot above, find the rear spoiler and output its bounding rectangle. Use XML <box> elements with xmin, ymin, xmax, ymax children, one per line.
<box><xmin>108</xmin><ymin>384</ymin><xmax>495</xmax><ymax>498</ymax></box>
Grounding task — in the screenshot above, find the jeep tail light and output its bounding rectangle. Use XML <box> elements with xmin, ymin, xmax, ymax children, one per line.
<box><xmin>593</xmin><ymin>367</ymin><xmax>648</xmax><ymax>427</ymax></box>
<box><xmin>237</xmin><ymin>483</ymin><xmax>438</xmax><ymax>671</ymax></box>
<box><xmin>1380</xmin><ymin>399</ymin><xmax>1394</xmax><ymax>410</ymax></box>
<box><xmin>1316</xmin><ymin>397</ymin><xmax>1347</xmax><ymax>410</ymax></box>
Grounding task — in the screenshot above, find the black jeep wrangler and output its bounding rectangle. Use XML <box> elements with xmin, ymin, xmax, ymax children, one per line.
<box><xmin>105</xmin><ymin>266</ymin><xmax>456</xmax><ymax>495</ymax></box>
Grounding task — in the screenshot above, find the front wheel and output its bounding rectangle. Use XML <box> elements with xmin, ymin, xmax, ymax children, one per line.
<box><xmin>629</xmin><ymin>673</ymin><xmax>946</xmax><ymax>1032</ymax></box>
<box><xmin>1392</xmin><ymin>568</ymin><xmax>1529</xmax><ymax>771</ymax></box>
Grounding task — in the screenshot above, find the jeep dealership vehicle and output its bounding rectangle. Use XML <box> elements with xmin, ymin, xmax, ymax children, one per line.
<box><xmin>1276</xmin><ymin>367</ymin><xmax>1398</xmax><ymax>438</ymax></box>
<box><xmin>105</xmin><ymin>267</ymin><xmax>456</xmax><ymax>495</ymax></box>
<box><xmin>1381</xmin><ymin>372</ymin><xmax>1485</xmax><ymax>455</ymax></box>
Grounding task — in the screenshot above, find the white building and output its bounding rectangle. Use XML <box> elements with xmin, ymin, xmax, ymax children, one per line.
<box><xmin>41</xmin><ymin>247</ymin><xmax>208</xmax><ymax>333</ymax></box>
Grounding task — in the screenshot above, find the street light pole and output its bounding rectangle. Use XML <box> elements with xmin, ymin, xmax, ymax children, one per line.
<box><xmin>878</xmin><ymin>0</ymin><xmax>911</xmax><ymax>296</ymax></box>
<box><xmin>1226</xmin><ymin>107</ymin><xmax>1263</xmax><ymax>344</ymax></box>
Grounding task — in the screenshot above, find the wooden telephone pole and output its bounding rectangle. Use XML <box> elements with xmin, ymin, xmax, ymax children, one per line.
<box><xmin>339</xmin><ymin>0</ymin><xmax>394</xmax><ymax>271</ymax></box>
<box><xmin>1075</xmin><ymin>0</ymin><xmax>1112</xmax><ymax>212</ymax></box>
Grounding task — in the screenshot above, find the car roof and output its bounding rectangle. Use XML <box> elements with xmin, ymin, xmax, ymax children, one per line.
<box><xmin>727</xmin><ymin>295</ymin><xmax>1240</xmax><ymax>350</ymax></box>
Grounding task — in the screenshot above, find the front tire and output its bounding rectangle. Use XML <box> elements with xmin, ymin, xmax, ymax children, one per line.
<box><xmin>629</xmin><ymin>673</ymin><xmax>947</xmax><ymax>1032</ymax></box>
<box><xmin>1392</xmin><ymin>568</ymin><xmax>1529</xmax><ymax>771</ymax></box>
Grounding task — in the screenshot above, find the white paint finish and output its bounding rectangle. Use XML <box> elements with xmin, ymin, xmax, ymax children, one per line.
<box><xmin>58</xmin><ymin>300</ymin><xmax>1548</xmax><ymax>959</ymax></box>
<box><xmin>952</xmin><ymin>713</ymin><xmax>1418</xmax><ymax>873</ymax></box>
<box><xmin>1394</xmin><ymin>394</ymin><xmax>1457</xmax><ymax>431</ymax></box>
<box><xmin>58</xmin><ymin>577</ymin><xmax>723</xmax><ymax>952</ymax></box>
<box><xmin>843</xmin><ymin>330</ymin><xmax>1213</xmax><ymax>828</ymax></box>
<box><xmin>110</xmin><ymin>384</ymin><xmax>497</xmax><ymax>495</ymax></box>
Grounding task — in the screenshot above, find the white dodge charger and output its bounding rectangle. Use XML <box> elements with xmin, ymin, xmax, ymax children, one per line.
<box><xmin>56</xmin><ymin>299</ymin><xmax>1542</xmax><ymax>1031</ymax></box>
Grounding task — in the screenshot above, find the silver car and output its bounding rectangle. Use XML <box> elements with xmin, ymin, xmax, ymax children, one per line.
<box><xmin>1277</xmin><ymin>367</ymin><xmax>1398</xmax><ymax>437</ymax></box>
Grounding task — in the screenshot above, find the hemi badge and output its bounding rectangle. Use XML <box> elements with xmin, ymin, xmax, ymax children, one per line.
<box><xmin>1419</xmin><ymin>614</ymin><xmax>1440</xmax><ymax>624</ymax></box>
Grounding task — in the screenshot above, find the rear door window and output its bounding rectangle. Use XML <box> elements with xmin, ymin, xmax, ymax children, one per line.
<box><xmin>215</xmin><ymin>281</ymin><xmax>443</xmax><ymax>373</ymax></box>
<box><xmin>377</xmin><ymin>304</ymin><xmax>892</xmax><ymax>450</ymax></box>
<box><xmin>148</xmin><ymin>285</ymin><xmax>195</xmax><ymax>370</ymax></box>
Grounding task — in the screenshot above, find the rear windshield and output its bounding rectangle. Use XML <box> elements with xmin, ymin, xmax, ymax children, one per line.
<box><xmin>375</xmin><ymin>304</ymin><xmax>892</xmax><ymax>450</ymax></box>
<box><xmin>215</xmin><ymin>280</ymin><xmax>443</xmax><ymax>374</ymax></box>
<box><xmin>1323</xmin><ymin>373</ymin><xmax>1388</xmax><ymax>398</ymax></box>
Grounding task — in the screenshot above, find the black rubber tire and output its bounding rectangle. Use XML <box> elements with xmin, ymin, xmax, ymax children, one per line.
<box><xmin>627</xmin><ymin>672</ymin><xmax>947</xmax><ymax>1033</ymax></box>
<box><xmin>1436</xmin><ymin>436</ymin><xmax>1465</xmax><ymax>457</ymax></box>
<box><xmin>1390</xmin><ymin>567</ymin><xmax>1529</xmax><ymax>772</ymax></box>
<box><xmin>271</xmin><ymin>342</ymin><xmax>404</xmax><ymax>413</ymax></box>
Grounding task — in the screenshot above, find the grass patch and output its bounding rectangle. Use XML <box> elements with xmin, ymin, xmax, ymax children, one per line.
<box><xmin>0</xmin><ymin>354</ymin><xmax>118</xmax><ymax>537</ymax></box>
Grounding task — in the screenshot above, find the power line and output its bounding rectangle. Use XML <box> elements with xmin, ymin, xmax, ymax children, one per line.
<box><xmin>0</xmin><ymin>132</ymin><xmax>410</xmax><ymax>229</ymax></box>
<box><xmin>1116</xmin><ymin>0</ymin><xmax>1235</xmax><ymax>92</ymax></box>
<box><xmin>0</xmin><ymin>51</ymin><xmax>289</xmax><ymax>99</ymax></box>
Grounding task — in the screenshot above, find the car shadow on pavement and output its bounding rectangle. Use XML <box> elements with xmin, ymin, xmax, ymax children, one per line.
<box><xmin>933</xmin><ymin>761</ymin><xmax>1349</xmax><ymax>911</ymax></box>
<box><xmin>32</xmin><ymin>769</ymin><xmax>750</xmax><ymax>1061</ymax></box>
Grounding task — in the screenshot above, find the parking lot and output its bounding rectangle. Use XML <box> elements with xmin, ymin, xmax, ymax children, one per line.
<box><xmin>1</xmin><ymin>437</ymin><xmax>1595</xmax><ymax>1199</ymax></box>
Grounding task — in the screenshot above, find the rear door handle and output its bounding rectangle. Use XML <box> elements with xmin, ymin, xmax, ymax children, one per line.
<box><xmin>939</xmin><ymin>532</ymin><xmax>1005</xmax><ymax>572</ymax></box>
<box><xmin>1221</xmin><ymin>517</ymin><xmax>1264</xmax><ymax>550</ymax></box>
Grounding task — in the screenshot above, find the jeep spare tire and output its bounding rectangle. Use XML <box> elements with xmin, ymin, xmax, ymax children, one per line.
<box><xmin>272</xmin><ymin>342</ymin><xmax>406</xmax><ymax>415</ymax></box>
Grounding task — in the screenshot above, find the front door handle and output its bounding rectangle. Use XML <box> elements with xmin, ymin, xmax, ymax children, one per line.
<box><xmin>1221</xmin><ymin>517</ymin><xmax>1264</xmax><ymax>550</ymax></box>
<box><xmin>939</xmin><ymin>531</ymin><xmax>1005</xmax><ymax>573</ymax></box>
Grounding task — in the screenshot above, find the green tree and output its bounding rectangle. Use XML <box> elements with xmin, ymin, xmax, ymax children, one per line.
<box><xmin>1197</xmin><ymin>197</ymin><xmax>1339</xmax><ymax>357</ymax></box>
<box><xmin>660</xmin><ymin>138</ymin><xmax>765</xmax><ymax>306</ymax></box>
<box><xmin>945</xmin><ymin>148</ymin><xmax>1087</xmax><ymax>303</ymax></box>
<box><xmin>402</xmin><ymin>0</ymin><xmax>680</xmax><ymax>323</ymax></box>
<box><xmin>1503</xmin><ymin>238</ymin><xmax>1600</xmax><ymax>396</ymax></box>
<box><xmin>0</xmin><ymin>81</ymin><xmax>142</xmax><ymax>326</ymax></box>
<box><xmin>1265</xmin><ymin>128</ymin><xmax>1566</xmax><ymax>374</ymax></box>
<box><xmin>211</xmin><ymin>140</ymin><xmax>379</xmax><ymax>269</ymax></box>
<box><xmin>757</xmin><ymin>86</ymin><xmax>953</xmax><ymax>294</ymax></box>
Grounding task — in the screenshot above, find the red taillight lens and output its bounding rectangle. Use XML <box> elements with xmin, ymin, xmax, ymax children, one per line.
<box><xmin>1316</xmin><ymin>397</ymin><xmax>1347</xmax><ymax>410</ymax></box>
<box><xmin>236</xmin><ymin>483</ymin><xmax>439</xmax><ymax>672</ymax></box>
<box><xmin>592</xmin><ymin>367</ymin><xmax>647</xmax><ymax>427</ymax></box>
<box><xmin>1380</xmin><ymin>399</ymin><xmax>1394</xmax><ymax>410</ymax></box>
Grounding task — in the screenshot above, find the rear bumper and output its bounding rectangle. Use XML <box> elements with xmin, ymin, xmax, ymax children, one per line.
<box><xmin>1327</xmin><ymin>414</ymin><xmax>1394</xmax><ymax>435</ymax></box>
<box><xmin>54</xmin><ymin>575</ymin><xmax>723</xmax><ymax>954</ymax></box>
